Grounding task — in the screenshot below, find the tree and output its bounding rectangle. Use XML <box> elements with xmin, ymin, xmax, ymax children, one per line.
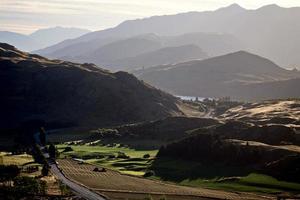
<box><xmin>13</xmin><ymin>176</ymin><xmax>40</xmax><ymax>196</ymax></box>
<box><xmin>39</xmin><ymin>127</ymin><xmax>46</xmax><ymax>146</ymax></box>
<box><xmin>0</xmin><ymin>165</ymin><xmax>20</xmax><ymax>182</ymax></box>
<box><xmin>59</xmin><ymin>180</ymin><xmax>70</xmax><ymax>195</ymax></box>
<box><xmin>39</xmin><ymin>180</ymin><xmax>47</xmax><ymax>195</ymax></box>
<box><xmin>143</xmin><ymin>154</ymin><xmax>150</xmax><ymax>159</ymax></box>
<box><xmin>32</xmin><ymin>144</ymin><xmax>46</xmax><ymax>164</ymax></box>
<box><xmin>49</xmin><ymin>144</ymin><xmax>56</xmax><ymax>159</ymax></box>
<box><xmin>41</xmin><ymin>163</ymin><xmax>49</xmax><ymax>176</ymax></box>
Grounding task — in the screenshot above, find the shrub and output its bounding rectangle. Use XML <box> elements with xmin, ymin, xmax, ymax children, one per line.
<box><xmin>58</xmin><ymin>180</ymin><xmax>71</xmax><ymax>195</ymax></box>
<box><xmin>13</xmin><ymin>176</ymin><xmax>43</xmax><ymax>196</ymax></box>
<box><xmin>63</xmin><ymin>146</ymin><xmax>73</xmax><ymax>152</ymax></box>
<box><xmin>31</xmin><ymin>144</ymin><xmax>46</xmax><ymax>164</ymax></box>
<box><xmin>49</xmin><ymin>144</ymin><xmax>56</xmax><ymax>159</ymax></box>
<box><xmin>93</xmin><ymin>167</ymin><xmax>99</xmax><ymax>172</ymax></box>
<box><xmin>108</xmin><ymin>154</ymin><xmax>116</xmax><ymax>159</ymax></box>
<box><xmin>143</xmin><ymin>154</ymin><xmax>150</xmax><ymax>159</ymax></box>
<box><xmin>41</xmin><ymin>163</ymin><xmax>49</xmax><ymax>176</ymax></box>
<box><xmin>0</xmin><ymin>165</ymin><xmax>20</xmax><ymax>182</ymax></box>
<box><xmin>143</xmin><ymin>170</ymin><xmax>155</xmax><ymax>177</ymax></box>
<box><xmin>117</xmin><ymin>152</ymin><xmax>130</xmax><ymax>159</ymax></box>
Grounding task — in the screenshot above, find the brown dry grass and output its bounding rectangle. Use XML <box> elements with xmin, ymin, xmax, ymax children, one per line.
<box><xmin>221</xmin><ymin>100</ymin><xmax>300</xmax><ymax>125</ymax></box>
<box><xmin>177</xmin><ymin>102</ymin><xmax>205</xmax><ymax>118</ymax></box>
<box><xmin>229</xmin><ymin>139</ymin><xmax>300</xmax><ymax>153</ymax></box>
<box><xmin>58</xmin><ymin>159</ymin><xmax>274</xmax><ymax>200</ymax></box>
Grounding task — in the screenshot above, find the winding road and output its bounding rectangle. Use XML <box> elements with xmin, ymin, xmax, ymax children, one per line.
<box><xmin>49</xmin><ymin>162</ymin><xmax>106</xmax><ymax>200</ymax></box>
<box><xmin>36</xmin><ymin>132</ymin><xmax>106</xmax><ymax>200</ymax></box>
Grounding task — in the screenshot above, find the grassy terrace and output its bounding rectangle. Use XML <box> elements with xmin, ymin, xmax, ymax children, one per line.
<box><xmin>57</xmin><ymin>144</ymin><xmax>158</xmax><ymax>176</ymax></box>
<box><xmin>57</xmin><ymin>144</ymin><xmax>300</xmax><ymax>194</ymax></box>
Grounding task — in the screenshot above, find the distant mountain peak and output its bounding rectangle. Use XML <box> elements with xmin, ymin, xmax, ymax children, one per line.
<box><xmin>217</xmin><ymin>3</ymin><xmax>246</xmax><ymax>12</ymax></box>
<box><xmin>258</xmin><ymin>4</ymin><xmax>281</xmax><ymax>10</ymax></box>
<box><xmin>219</xmin><ymin>50</ymin><xmax>257</xmax><ymax>58</ymax></box>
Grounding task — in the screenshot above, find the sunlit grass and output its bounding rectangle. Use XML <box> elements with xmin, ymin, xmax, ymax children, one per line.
<box><xmin>177</xmin><ymin>173</ymin><xmax>300</xmax><ymax>194</ymax></box>
<box><xmin>57</xmin><ymin>144</ymin><xmax>157</xmax><ymax>176</ymax></box>
<box><xmin>0</xmin><ymin>152</ymin><xmax>34</xmax><ymax>166</ymax></box>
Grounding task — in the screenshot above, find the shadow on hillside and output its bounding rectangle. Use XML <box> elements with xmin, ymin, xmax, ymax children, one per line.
<box><xmin>150</xmin><ymin>157</ymin><xmax>252</xmax><ymax>182</ymax></box>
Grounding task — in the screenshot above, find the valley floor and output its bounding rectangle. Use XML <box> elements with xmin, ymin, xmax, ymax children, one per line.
<box><xmin>57</xmin><ymin>158</ymin><xmax>274</xmax><ymax>200</ymax></box>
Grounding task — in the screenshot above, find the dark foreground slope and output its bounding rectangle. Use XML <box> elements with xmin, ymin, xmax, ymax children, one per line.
<box><xmin>136</xmin><ymin>51</ymin><xmax>300</xmax><ymax>100</ymax></box>
<box><xmin>0</xmin><ymin>43</ymin><xmax>184</xmax><ymax>129</ymax></box>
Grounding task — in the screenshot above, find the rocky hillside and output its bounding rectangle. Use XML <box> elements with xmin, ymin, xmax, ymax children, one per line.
<box><xmin>0</xmin><ymin>43</ymin><xmax>186</xmax><ymax>129</ymax></box>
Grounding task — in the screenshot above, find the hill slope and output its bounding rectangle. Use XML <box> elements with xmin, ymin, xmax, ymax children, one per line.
<box><xmin>135</xmin><ymin>51</ymin><xmax>300</xmax><ymax>100</ymax></box>
<box><xmin>220</xmin><ymin>100</ymin><xmax>300</xmax><ymax>127</ymax></box>
<box><xmin>0</xmin><ymin>43</ymin><xmax>185</xmax><ymax>129</ymax></box>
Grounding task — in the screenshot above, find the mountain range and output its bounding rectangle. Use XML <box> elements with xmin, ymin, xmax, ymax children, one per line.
<box><xmin>0</xmin><ymin>27</ymin><xmax>90</xmax><ymax>52</ymax></box>
<box><xmin>37</xmin><ymin>32</ymin><xmax>238</xmax><ymax>71</ymax></box>
<box><xmin>135</xmin><ymin>51</ymin><xmax>300</xmax><ymax>101</ymax></box>
<box><xmin>0</xmin><ymin>43</ymin><xmax>187</xmax><ymax>129</ymax></box>
<box><xmin>35</xmin><ymin>4</ymin><xmax>300</xmax><ymax>70</ymax></box>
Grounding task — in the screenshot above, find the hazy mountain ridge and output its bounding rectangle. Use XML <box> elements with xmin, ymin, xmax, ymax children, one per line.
<box><xmin>0</xmin><ymin>43</ymin><xmax>186</xmax><ymax>129</ymax></box>
<box><xmin>0</xmin><ymin>27</ymin><xmax>90</xmax><ymax>52</ymax></box>
<box><xmin>114</xmin><ymin>44</ymin><xmax>208</xmax><ymax>71</ymax></box>
<box><xmin>0</xmin><ymin>31</ymin><xmax>40</xmax><ymax>51</ymax></box>
<box><xmin>35</xmin><ymin>4</ymin><xmax>300</xmax><ymax>69</ymax></box>
<box><xmin>38</xmin><ymin>32</ymin><xmax>241</xmax><ymax>71</ymax></box>
<box><xmin>28</xmin><ymin>27</ymin><xmax>90</xmax><ymax>50</ymax></box>
<box><xmin>135</xmin><ymin>51</ymin><xmax>300</xmax><ymax>100</ymax></box>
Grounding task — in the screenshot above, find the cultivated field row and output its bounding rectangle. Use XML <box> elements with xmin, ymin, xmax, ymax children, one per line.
<box><xmin>58</xmin><ymin>159</ymin><xmax>275</xmax><ymax>200</ymax></box>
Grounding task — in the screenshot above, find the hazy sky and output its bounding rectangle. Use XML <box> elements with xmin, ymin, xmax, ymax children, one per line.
<box><xmin>1</xmin><ymin>0</ymin><xmax>300</xmax><ymax>34</ymax></box>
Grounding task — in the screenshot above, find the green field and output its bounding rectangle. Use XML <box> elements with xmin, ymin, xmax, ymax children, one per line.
<box><xmin>57</xmin><ymin>144</ymin><xmax>300</xmax><ymax>194</ymax></box>
<box><xmin>57</xmin><ymin>144</ymin><xmax>158</xmax><ymax>176</ymax></box>
<box><xmin>178</xmin><ymin>174</ymin><xmax>300</xmax><ymax>194</ymax></box>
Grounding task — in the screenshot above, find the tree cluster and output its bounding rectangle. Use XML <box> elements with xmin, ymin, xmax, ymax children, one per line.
<box><xmin>157</xmin><ymin>134</ymin><xmax>262</xmax><ymax>166</ymax></box>
<box><xmin>0</xmin><ymin>176</ymin><xmax>47</xmax><ymax>199</ymax></box>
